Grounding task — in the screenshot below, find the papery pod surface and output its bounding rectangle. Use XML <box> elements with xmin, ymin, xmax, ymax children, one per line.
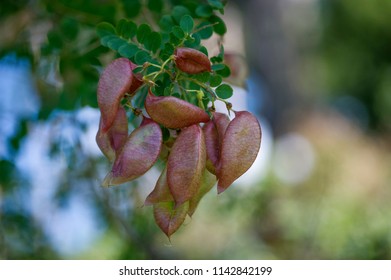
<box><xmin>203</xmin><ymin>119</ymin><xmax>219</xmax><ymax>174</ymax></box>
<box><xmin>102</xmin><ymin>117</ymin><xmax>162</xmax><ymax>187</ymax></box>
<box><xmin>213</xmin><ymin>112</ymin><xmax>230</xmax><ymax>142</ymax></box>
<box><xmin>97</xmin><ymin>58</ymin><xmax>141</xmax><ymax>132</ymax></box>
<box><xmin>174</xmin><ymin>47</ymin><xmax>211</xmax><ymax>74</ymax></box>
<box><xmin>217</xmin><ymin>111</ymin><xmax>261</xmax><ymax>193</ymax></box>
<box><xmin>144</xmin><ymin>167</ymin><xmax>173</xmax><ymax>206</ymax></box>
<box><xmin>203</xmin><ymin>112</ymin><xmax>230</xmax><ymax>174</ymax></box>
<box><xmin>153</xmin><ymin>201</ymin><xmax>189</xmax><ymax>238</ymax></box>
<box><xmin>167</xmin><ymin>125</ymin><xmax>206</xmax><ymax>206</ymax></box>
<box><xmin>96</xmin><ymin>106</ymin><xmax>128</xmax><ymax>162</ymax></box>
<box><xmin>188</xmin><ymin>169</ymin><xmax>216</xmax><ymax>217</ymax></box>
<box><xmin>145</xmin><ymin>90</ymin><xmax>210</xmax><ymax>129</ymax></box>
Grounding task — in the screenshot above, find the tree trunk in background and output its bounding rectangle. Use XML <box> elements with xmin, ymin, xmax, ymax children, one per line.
<box><xmin>233</xmin><ymin>0</ymin><xmax>303</xmax><ymax>135</ymax></box>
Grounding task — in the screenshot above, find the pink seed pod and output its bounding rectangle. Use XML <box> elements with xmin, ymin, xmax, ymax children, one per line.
<box><xmin>174</xmin><ymin>47</ymin><xmax>211</xmax><ymax>74</ymax></box>
<box><xmin>203</xmin><ymin>112</ymin><xmax>230</xmax><ymax>174</ymax></box>
<box><xmin>96</xmin><ymin>106</ymin><xmax>128</xmax><ymax>162</ymax></box>
<box><xmin>167</xmin><ymin>125</ymin><xmax>206</xmax><ymax>206</ymax></box>
<box><xmin>153</xmin><ymin>201</ymin><xmax>189</xmax><ymax>238</ymax></box>
<box><xmin>145</xmin><ymin>90</ymin><xmax>210</xmax><ymax>129</ymax></box>
<box><xmin>203</xmin><ymin>119</ymin><xmax>219</xmax><ymax>174</ymax></box>
<box><xmin>188</xmin><ymin>169</ymin><xmax>216</xmax><ymax>217</ymax></box>
<box><xmin>102</xmin><ymin>116</ymin><xmax>162</xmax><ymax>187</ymax></box>
<box><xmin>217</xmin><ymin>111</ymin><xmax>261</xmax><ymax>194</ymax></box>
<box><xmin>97</xmin><ymin>58</ymin><xmax>142</xmax><ymax>132</ymax></box>
<box><xmin>144</xmin><ymin>167</ymin><xmax>173</xmax><ymax>206</ymax></box>
<box><xmin>214</xmin><ymin>112</ymin><xmax>230</xmax><ymax>143</ymax></box>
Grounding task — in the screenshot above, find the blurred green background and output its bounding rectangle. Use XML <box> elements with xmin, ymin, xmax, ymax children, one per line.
<box><xmin>1</xmin><ymin>0</ymin><xmax>391</xmax><ymax>259</ymax></box>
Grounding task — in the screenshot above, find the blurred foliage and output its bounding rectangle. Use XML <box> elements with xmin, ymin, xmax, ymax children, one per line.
<box><xmin>319</xmin><ymin>0</ymin><xmax>391</xmax><ymax>131</ymax></box>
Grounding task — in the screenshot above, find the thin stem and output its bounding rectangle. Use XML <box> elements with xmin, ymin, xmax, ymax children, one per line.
<box><xmin>143</xmin><ymin>56</ymin><xmax>175</xmax><ymax>81</ymax></box>
<box><xmin>192</xmin><ymin>22</ymin><xmax>218</xmax><ymax>34</ymax></box>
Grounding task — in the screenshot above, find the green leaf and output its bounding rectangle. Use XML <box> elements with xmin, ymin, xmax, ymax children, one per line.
<box><xmin>122</xmin><ymin>0</ymin><xmax>142</xmax><ymax>18</ymax></box>
<box><xmin>161</xmin><ymin>32</ymin><xmax>170</xmax><ymax>45</ymax></box>
<box><xmin>100</xmin><ymin>35</ymin><xmax>117</xmax><ymax>47</ymax></box>
<box><xmin>216</xmin><ymin>64</ymin><xmax>231</xmax><ymax>78</ymax></box>
<box><xmin>147</xmin><ymin>0</ymin><xmax>163</xmax><ymax>13</ymax></box>
<box><xmin>193</xmin><ymin>72</ymin><xmax>211</xmax><ymax>83</ymax></box>
<box><xmin>160</xmin><ymin>43</ymin><xmax>175</xmax><ymax>60</ymax></box>
<box><xmin>172</xmin><ymin>5</ymin><xmax>191</xmax><ymax>24</ymax></box>
<box><xmin>196</xmin><ymin>5</ymin><xmax>213</xmax><ymax>18</ymax></box>
<box><xmin>159</xmin><ymin>15</ymin><xmax>174</xmax><ymax>33</ymax></box>
<box><xmin>144</xmin><ymin>32</ymin><xmax>162</xmax><ymax>53</ymax></box>
<box><xmin>217</xmin><ymin>44</ymin><xmax>225</xmax><ymax>60</ymax></box>
<box><xmin>212</xmin><ymin>63</ymin><xmax>225</xmax><ymax>71</ymax></box>
<box><xmin>209</xmin><ymin>74</ymin><xmax>222</xmax><ymax>87</ymax></box>
<box><xmin>209</xmin><ymin>15</ymin><xmax>227</xmax><ymax>35</ymax></box>
<box><xmin>137</xmin><ymin>23</ymin><xmax>152</xmax><ymax>44</ymax></box>
<box><xmin>118</xmin><ymin>43</ymin><xmax>139</xmax><ymax>58</ymax></box>
<box><xmin>211</xmin><ymin>56</ymin><xmax>223</xmax><ymax>63</ymax></box>
<box><xmin>169</xmin><ymin>33</ymin><xmax>181</xmax><ymax>46</ymax></box>
<box><xmin>180</xmin><ymin>15</ymin><xmax>194</xmax><ymax>33</ymax></box>
<box><xmin>116</xmin><ymin>19</ymin><xmax>127</xmax><ymax>36</ymax></box>
<box><xmin>171</xmin><ymin>26</ymin><xmax>185</xmax><ymax>40</ymax></box>
<box><xmin>96</xmin><ymin>22</ymin><xmax>116</xmax><ymax>38</ymax></box>
<box><xmin>116</xmin><ymin>19</ymin><xmax>137</xmax><ymax>39</ymax></box>
<box><xmin>196</xmin><ymin>22</ymin><xmax>213</xmax><ymax>39</ymax></box>
<box><xmin>208</xmin><ymin>0</ymin><xmax>224</xmax><ymax>10</ymax></box>
<box><xmin>183</xmin><ymin>33</ymin><xmax>201</xmax><ymax>48</ymax></box>
<box><xmin>215</xmin><ymin>84</ymin><xmax>233</xmax><ymax>99</ymax></box>
<box><xmin>107</xmin><ymin>37</ymin><xmax>127</xmax><ymax>51</ymax></box>
<box><xmin>135</xmin><ymin>50</ymin><xmax>152</xmax><ymax>64</ymax></box>
<box><xmin>199</xmin><ymin>46</ymin><xmax>209</xmax><ymax>56</ymax></box>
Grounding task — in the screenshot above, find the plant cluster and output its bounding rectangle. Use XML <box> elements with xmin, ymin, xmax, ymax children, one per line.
<box><xmin>95</xmin><ymin>0</ymin><xmax>261</xmax><ymax>237</ymax></box>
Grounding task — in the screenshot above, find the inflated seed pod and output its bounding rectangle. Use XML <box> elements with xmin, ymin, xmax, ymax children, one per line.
<box><xmin>202</xmin><ymin>119</ymin><xmax>219</xmax><ymax>174</ymax></box>
<box><xmin>217</xmin><ymin>111</ymin><xmax>261</xmax><ymax>193</ymax></box>
<box><xmin>214</xmin><ymin>112</ymin><xmax>230</xmax><ymax>143</ymax></box>
<box><xmin>102</xmin><ymin>117</ymin><xmax>162</xmax><ymax>187</ymax></box>
<box><xmin>174</xmin><ymin>47</ymin><xmax>211</xmax><ymax>74</ymax></box>
<box><xmin>96</xmin><ymin>106</ymin><xmax>128</xmax><ymax>162</ymax></box>
<box><xmin>188</xmin><ymin>169</ymin><xmax>216</xmax><ymax>217</ymax></box>
<box><xmin>144</xmin><ymin>167</ymin><xmax>173</xmax><ymax>206</ymax></box>
<box><xmin>167</xmin><ymin>125</ymin><xmax>206</xmax><ymax>206</ymax></box>
<box><xmin>97</xmin><ymin>58</ymin><xmax>142</xmax><ymax>132</ymax></box>
<box><xmin>146</xmin><ymin>167</ymin><xmax>189</xmax><ymax>237</ymax></box>
<box><xmin>203</xmin><ymin>112</ymin><xmax>230</xmax><ymax>174</ymax></box>
<box><xmin>153</xmin><ymin>201</ymin><xmax>189</xmax><ymax>238</ymax></box>
<box><xmin>145</xmin><ymin>90</ymin><xmax>210</xmax><ymax>129</ymax></box>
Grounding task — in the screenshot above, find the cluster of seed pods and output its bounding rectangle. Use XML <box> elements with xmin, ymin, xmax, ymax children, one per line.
<box><xmin>96</xmin><ymin>48</ymin><xmax>262</xmax><ymax>237</ymax></box>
